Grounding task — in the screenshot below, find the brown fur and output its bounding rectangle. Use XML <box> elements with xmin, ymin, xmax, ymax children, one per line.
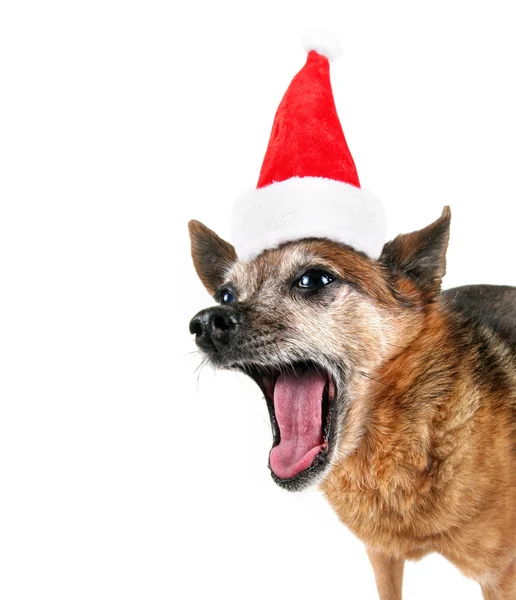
<box><xmin>189</xmin><ymin>208</ymin><xmax>516</xmax><ymax>599</ymax></box>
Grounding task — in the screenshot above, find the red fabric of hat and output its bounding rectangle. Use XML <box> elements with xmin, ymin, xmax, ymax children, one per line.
<box><xmin>258</xmin><ymin>50</ymin><xmax>360</xmax><ymax>189</ymax></box>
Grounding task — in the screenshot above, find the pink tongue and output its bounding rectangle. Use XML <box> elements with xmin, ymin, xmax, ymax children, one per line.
<box><xmin>269</xmin><ymin>370</ymin><xmax>327</xmax><ymax>479</ymax></box>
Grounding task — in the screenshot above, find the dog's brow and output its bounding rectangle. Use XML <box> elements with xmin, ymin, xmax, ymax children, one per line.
<box><xmin>287</xmin><ymin>258</ymin><xmax>335</xmax><ymax>279</ymax></box>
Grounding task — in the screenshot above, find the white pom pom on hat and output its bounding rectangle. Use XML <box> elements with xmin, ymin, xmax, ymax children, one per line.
<box><xmin>301</xmin><ymin>28</ymin><xmax>343</xmax><ymax>62</ymax></box>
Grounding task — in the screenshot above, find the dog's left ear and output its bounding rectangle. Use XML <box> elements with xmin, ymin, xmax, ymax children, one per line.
<box><xmin>188</xmin><ymin>220</ymin><xmax>237</xmax><ymax>296</ymax></box>
<box><xmin>380</xmin><ymin>206</ymin><xmax>451</xmax><ymax>297</ymax></box>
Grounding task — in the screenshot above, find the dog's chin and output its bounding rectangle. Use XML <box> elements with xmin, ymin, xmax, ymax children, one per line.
<box><xmin>227</xmin><ymin>359</ymin><xmax>340</xmax><ymax>492</ymax></box>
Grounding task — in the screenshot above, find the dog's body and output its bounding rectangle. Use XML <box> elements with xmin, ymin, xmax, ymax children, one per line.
<box><xmin>322</xmin><ymin>283</ymin><xmax>516</xmax><ymax>598</ymax></box>
<box><xmin>189</xmin><ymin>210</ymin><xmax>516</xmax><ymax>599</ymax></box>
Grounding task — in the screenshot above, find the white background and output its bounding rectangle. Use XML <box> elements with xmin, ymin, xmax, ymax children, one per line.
<box><xmin>1</xmin><ymin>1</ymin><xmax>514</xmax><ymax>599</ymax></box>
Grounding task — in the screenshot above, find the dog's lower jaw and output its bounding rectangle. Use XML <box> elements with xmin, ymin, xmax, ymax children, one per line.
<box><xmin>263</xmin><ymin>361</ymin><xmax>342</xmax><ymax>490</ymax></box>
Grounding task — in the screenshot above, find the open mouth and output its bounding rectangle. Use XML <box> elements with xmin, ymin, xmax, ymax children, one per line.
<box><xmin>243</xmin><ymin>361</ymin><xmax>337</xmax><ymax>487</ymax></box>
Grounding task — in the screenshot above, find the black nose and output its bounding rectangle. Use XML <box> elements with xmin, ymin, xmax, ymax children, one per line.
<box><xmin>189</xmin><ymin>306</ymin><xmax>240</xmax><ymax>350</ymax></box>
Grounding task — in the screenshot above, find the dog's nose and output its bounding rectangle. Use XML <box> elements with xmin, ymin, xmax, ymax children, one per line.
<box><xmin>189</xmin><ymin>306</ymin><xmax>240</xmax><ymax>350</ymax></box>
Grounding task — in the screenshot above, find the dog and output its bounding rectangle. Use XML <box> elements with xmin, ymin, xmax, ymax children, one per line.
<box><xmin>188</xmin><ymin>208</ymin><xmax>515</xmax><ymax>599</ymax></box>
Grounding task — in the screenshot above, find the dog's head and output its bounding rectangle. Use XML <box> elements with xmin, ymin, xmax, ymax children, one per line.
<box><xmin>188</xmin><ymin>208</ymin><xmax>451</xmax><ymax>490</ymax></box>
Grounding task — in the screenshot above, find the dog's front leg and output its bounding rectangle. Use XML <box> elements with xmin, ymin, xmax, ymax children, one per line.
<box><xmin>366</xmin><ymin>547</ymin><xmax>405</xmax><ymax>600</ymax></box>
<box><xmin>481</xmin><ymin>559</ymin><xmax>515</xmax><ymax>600</ymax></box>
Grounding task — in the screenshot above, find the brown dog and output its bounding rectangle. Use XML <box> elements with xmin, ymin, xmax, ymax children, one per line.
<box><xmin>188</xmin><ymin>208</ymin><xmax>516</xmax><ymax>599</ymax></box>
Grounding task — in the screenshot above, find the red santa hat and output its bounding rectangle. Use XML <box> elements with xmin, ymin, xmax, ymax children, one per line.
<box><xmin>231</xmin><ymin>31</ymin><xmax>386</xmax><ymax>261</ymax></box>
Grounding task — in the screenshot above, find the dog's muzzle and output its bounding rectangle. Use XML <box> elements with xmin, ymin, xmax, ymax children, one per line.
<box><xmin>189</xmin><ymin>306</ymin><xmax>241</xmax><ymax>352</ymax></box>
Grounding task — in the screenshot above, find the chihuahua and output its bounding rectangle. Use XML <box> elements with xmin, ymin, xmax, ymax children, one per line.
<box><xmin>188</xmin><ymin>208</ymin><xmax>515</xmax><ymax>599</ymax></box>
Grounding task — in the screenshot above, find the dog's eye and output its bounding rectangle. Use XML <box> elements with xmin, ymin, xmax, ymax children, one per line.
<box><xmin>297</xmin><ymin>270</ymin><xmax>335</xmax><ymax>289</ymax></box>
<box><xmin>220</xmin><ymin>290</ymin><xmax>235</xmax><ymax>304</ymax></box>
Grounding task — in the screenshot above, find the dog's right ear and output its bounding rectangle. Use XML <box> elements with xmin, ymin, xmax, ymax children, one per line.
<box><xmin>188</xmin><ymin>220</ymin><xmax>237</xmax><ymax>296</ymax></box>
<box><xmin>379</xmin><ymin>207</ymin><xmax>451</xmax><ymax>298</ymax></box>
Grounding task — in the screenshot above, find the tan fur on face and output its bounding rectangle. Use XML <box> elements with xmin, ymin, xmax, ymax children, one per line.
<box><xmin>225</xmin><ymin>241</ymin><xmax>411</xmax><ymax>408</ymax></box>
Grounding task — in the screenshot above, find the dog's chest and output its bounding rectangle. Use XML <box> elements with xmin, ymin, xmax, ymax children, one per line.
<box><xmin>321</xmin><ymin>454</ymin><xmax>436</xmax><ymax>555</ymax></box>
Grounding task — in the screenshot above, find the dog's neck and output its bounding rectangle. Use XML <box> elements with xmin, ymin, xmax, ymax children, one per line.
<box><xmin>322</xmin><ymin>299</ymin><xmax>466</xmax><ymax>497</ymax></box>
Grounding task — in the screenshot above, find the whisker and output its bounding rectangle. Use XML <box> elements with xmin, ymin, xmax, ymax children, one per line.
<box><xmin>194</xmin><ymin>357</ymin><xmax>210</xmax><ymax>392</ymax></box>
<box><xmin>194</xmin><ymin>358</ymin><xmax>208</xmax><ymax>375</ymax></box>
<box><xmin>358</xmin><ymin>371</ymin><xmax>398</xmax><ymax>390</ymax></box>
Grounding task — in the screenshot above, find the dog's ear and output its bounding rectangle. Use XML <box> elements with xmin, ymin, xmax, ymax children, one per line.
<box><xmin>188</xmin><ymin>220</ymin><xmax>237</xmax><ymax>296</ymax></box>
<box><xmin>380</xmin><ymin>207</ymin><xmax>451</xmax><ymax>297</ymax></box>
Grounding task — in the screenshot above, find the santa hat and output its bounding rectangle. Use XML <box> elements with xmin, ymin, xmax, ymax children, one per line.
<box><xmin>231</xmin><ymin>31</ymin><xmax>386</xmax><ymax>262</ymax></box>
